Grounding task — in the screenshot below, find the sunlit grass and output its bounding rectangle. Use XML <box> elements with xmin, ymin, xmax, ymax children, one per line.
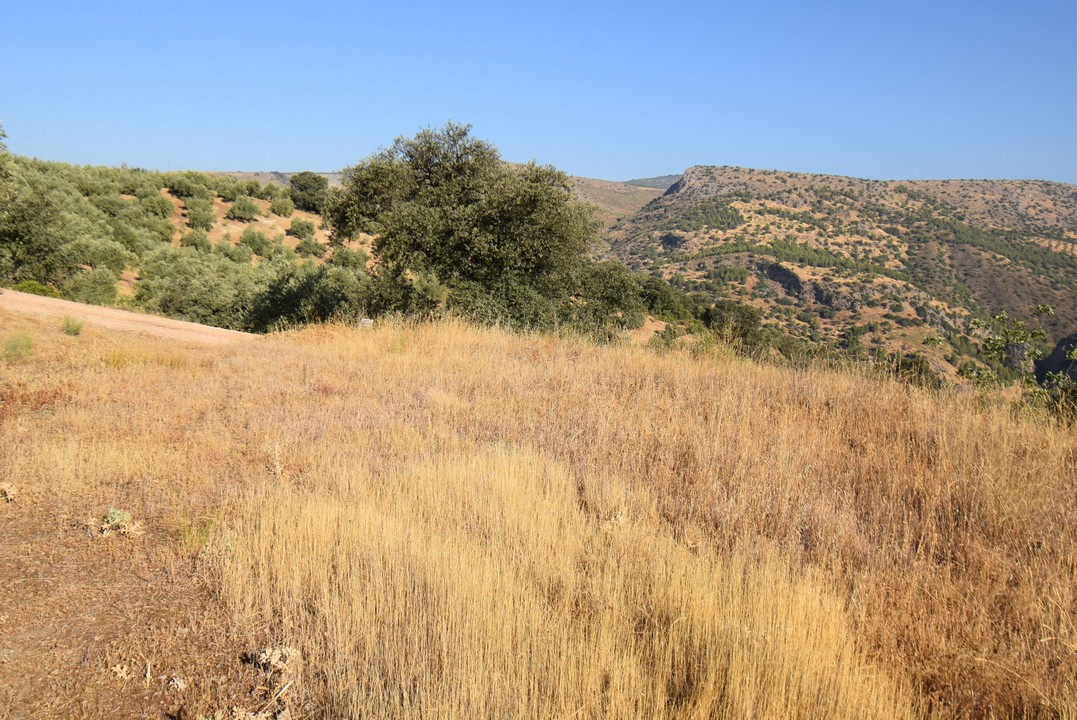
<box><xmin>2</xmin><ymin>314</ymin><xmax>1074</xmax><ymax>717</ymax></box>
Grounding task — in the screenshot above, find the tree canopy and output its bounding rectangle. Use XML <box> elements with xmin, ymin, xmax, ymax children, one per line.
<box><xmin>290</xmin><ymin>171</ymin><xmax>328</xmax><ymax>213</ymax></box>
<box><xmin>324</xmin><ymin>122</ymin><xmax>618</xmax><ymax>331</ymax></box>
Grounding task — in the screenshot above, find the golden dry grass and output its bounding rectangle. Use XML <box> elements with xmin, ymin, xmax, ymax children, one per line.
<box><xmin>223</xmin><ymin>449</ymin><xmax>913</xmax><ymax>718</ymax></box>
<box><xmin>1</xmin><ymin>311</ymin><xmax>1075</xmax><ymax>718</ymax></box>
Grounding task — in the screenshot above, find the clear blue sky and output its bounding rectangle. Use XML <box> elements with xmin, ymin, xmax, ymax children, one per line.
<box><xmin>2</xmin><ymin>0</ymin><xmax>1075</xmax><ymax>183</ymax></box>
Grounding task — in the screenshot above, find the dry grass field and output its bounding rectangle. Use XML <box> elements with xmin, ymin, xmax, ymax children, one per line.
<box><xmin>1</xmin><ymin>307</ymin><xmax>1074</xmax><ymax>718</ymax></box>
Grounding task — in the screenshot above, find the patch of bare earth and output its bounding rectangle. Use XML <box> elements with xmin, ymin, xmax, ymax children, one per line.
<box><xmin>0</xmin><ymin>508</ymin><xmax>265</xmax><ymax>719</ymax></box>
<box><xmin>0</xmin><ymin>311</ymin><xmax>269</xmax><ymax>719</ymax></box>
<box><xmin>0</xmin><ymin>291</ymin><xmax>253</xmax><ymax>346</ymax></box>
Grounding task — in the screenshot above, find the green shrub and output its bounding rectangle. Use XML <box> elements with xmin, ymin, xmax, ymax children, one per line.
<box><xmin>9</xmin><ymin>280</ymin><xmax>62</xmax><ymax>298</ymax></box>
<box><xmin>181</xmin><ymin>229</ymin><xmax>213</xmax><ymax>253</ymax></box>
<box><xmin>226</xmin><ymin>196</ymin><xmax>260</xmax><ymax>222</ymax></box>
<box><xmin>242</xmin><ymin>179</ymin><xmax>264</xmax><ymax>199</ymax></box>
<box><xmin>239</xmin><ymin>227</ymin><xmax>272</xmax><ymax>256</ymax></box>
<box><xmin>165</xmin><ymin>172</ymin><xmax>212</xmax><ymax>200</ymax></box>
<box><xmin>287</xmin><ymin>218</ymin><xmax>316</xmax><ymax>240</ymax></box>
<box><xmin>65</xmin><ymin>237</ymin><xmax>135</xmax><ymax>273</ymax></box>
<box><xmin>186</xmin><ymin>197</ymin><xmax>216</xmax><ymax>231</ymax></box>
<box><xmin>62</xmin><ymin>316</ymin><xmax>83</xmax><ymax>336</ymax></box>
<box><xmin>135</xmin><ymin>246</ymin><xmax>260</xmax><ymax>329</ymax></box>
<box><xmin>3</xmin><ymin>333</ymin><xmax>32</xmax><ymax>361</ymax></box>
<box><xmin>289</xmin><ymin>171</ymin><xmax>328</xmax><ymax>213</ymax></box>
<box><xmin>62</xmin><ymin>268</ymin><xmax>119</xmax><ymax>305</ymax></box>
<box><xmin>215</xmin><ymin>178</ymin><xmax>242</xmax><ymax>202</ymax></box>
<box><xmin>328</xmin><ymin>246</ymin><xmax>369</xmax><ymax>270</ymax></box>
<box><xmin>247</xmin><ymin>262</ymin><xmax>371</xmax><ymax>331</ymax></box>
<box><xmin>139</xmin><ymin>192</ymin><xmax>175</xmax><ymax>219</ymax></box>
<box><xmin>216</xmin><ymin>238</ymin><xmax>254</xmax><ymax>264</ymax></box>
<box><xmin>270</xmin><ymin>195</ymin><xmax>295</xmax><ymax>217</ymax></box>
<box><xmin>296</xmin><ymin>236</ymin><xmax>326</xmax><ymax>258</ymax></box>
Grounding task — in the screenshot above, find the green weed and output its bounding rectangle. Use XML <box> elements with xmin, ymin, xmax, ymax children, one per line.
<box><xmin>62</xmin><ymin>316</ymin><xmax>84</xmax><ymax>336</ymax></box>
<box><xmin>3</xmin><ymin>333</ymin><xmax>32</xmax><ymax>361</ymax></box>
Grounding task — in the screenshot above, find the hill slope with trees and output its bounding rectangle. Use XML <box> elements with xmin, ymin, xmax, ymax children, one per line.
<box><xmin>606</xmin><ymin>165</ymin><xmax>1077</xmax><ymax>380</ymax></box>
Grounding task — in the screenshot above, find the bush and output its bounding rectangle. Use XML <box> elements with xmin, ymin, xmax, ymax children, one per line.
<box><xmin>135</xmin><ymin>246</ymin><xmax>260</xmax><ymax>329</ymax></box>
<box><xmin>215</xmin><ymin>177</ymin><xmax>242</xmax><ymax>202</ymax></box>
<box><xmin>65</xmin><ymin>237</ymin><xmax>134</xmax><ymax>274</ymax></box>
<box><xmin>99</xmin><ymin>507</ymin><xmax>141</xmax><ymax>536</ymax></box>
<box><xmin>180</xmin><ymin>228</ymin><xmax>213</xmax><ymax>253</ymax></box>
<box><xmin>62</xmin><ymin>268</ymin><xmax>118</xmax><ymax>305</ymax></box>
<box><xmin>242</xmin><ymin>179</ymin><xmax>265</xmax><ymax>199</ymax></box>
<box><xmin>270</xmin><ymin>195</ymin><xmax>295</xmax><ymax>217</ymax></box>
<box><xmin>165</xmin><ymin>172</ymin><xmax>212</xmax><ymax>200</ymax></box>
<box><xmin>3</xmin><ymin>332</ymin><xmax>32</xmax><ymax>361</ymax></box>
<box><xmin>139</xmin><ymin>192</ymin><xmax>175</xmax><ymax>219</ymax></box>
<box><xmin>62</xmin><ymin>316</ymin><xmax>83</xmax><ymax>336</ymax></box>
<box><xmin>216</xmin><ymin>238</ymin><xmax>254</xmax><ymax>264</ymax></box>
<box><xmin>9</xmin><ymin>280</ymin><xmax>62</xmax><ymax>298</ymax></box>
<box><xmin>328</xmin><ymin>246</ymin><xmax>369</xmax><ymax>270</ymax></box>
<box><xmin>700</xmin><ymin>299</ymin><xmax>762</xmax><ymax>345</ymax></box>
<box><xmin>247</xmin><ymin>261</ymin><xmax>370</xmax><ymax>331</ymax></box>
<box><xmin>287</xmin><ymin>218</ymin><xmax>316</xmax><ymax>240</ymax></box>
<box><xmin>239</xmin><ymin>227</ymin><xmax>272</xmax><ymax>256</ymax></box>
<box><xmin>186</xmin><ymin>197</ymin><xmax>215</xmax><ymax>231</ymax></box>
<box><xmin>296</xmin><ymin>236</ymin><xmax>326</xmax><ymax>258</ymax></box>
<box><xmin>226</xmin><ymin>196</ymin><xmax>260</xmax><ymax>222</ymax></box>
<box><xmin>289</xmin><ymin>171</ymin><xmax>328</xmax><ymax>213</ymax></box>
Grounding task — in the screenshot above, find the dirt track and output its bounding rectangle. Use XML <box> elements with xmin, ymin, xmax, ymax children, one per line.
<box><xmin>0</xmin><ymin>290</ymin><xmax>254</xmax><ymax>345</ymax></box>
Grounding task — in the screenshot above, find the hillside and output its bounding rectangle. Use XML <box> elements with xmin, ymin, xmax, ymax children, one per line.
<box><xmin>569</xmin><ymin>175</ymin><xmax>663</xmax><ymax>228</ymax></box>
<box><xmin>1</xmin><ymin>309</ymin><xmax>1074</xmax><ymax>718</ymax></box>
<box><xmin>606</xmin><ymin>166</ymin><xmax>1077</xmax><ymax>376</ymax></box>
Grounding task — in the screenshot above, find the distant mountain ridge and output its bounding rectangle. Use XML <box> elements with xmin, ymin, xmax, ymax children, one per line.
<box><xmin>624</xmin><ymin>174</ymin><xmax>682</xmax><ymax>191</ymax></box>
<box><xmin>605</xmin><ymin>165</ymin><xmax>1077</xmax><ymax>377</ymax></box>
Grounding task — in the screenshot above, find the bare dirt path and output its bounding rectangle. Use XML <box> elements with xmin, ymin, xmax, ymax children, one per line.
<box><xmin>0</xmin><ymin>290</ymin><xmax>254</xmax><ymax>345</ymax></box>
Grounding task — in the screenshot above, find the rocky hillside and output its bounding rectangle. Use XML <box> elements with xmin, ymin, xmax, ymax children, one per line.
<box><xmin>570</xmin><ymin>176</ymin><xmax>663</xmax><ymax>228</ymax></box>
<box><xmin>606</xmin><ymin>165</ymin><xmax>1077</xmax><ymax>375</ymax></box>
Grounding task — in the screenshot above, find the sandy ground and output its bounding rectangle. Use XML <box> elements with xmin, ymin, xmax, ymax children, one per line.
<box><xmin>0</xmin><ymin>291</ymin><xmax>254</xmax><ymax>346</ymax></box>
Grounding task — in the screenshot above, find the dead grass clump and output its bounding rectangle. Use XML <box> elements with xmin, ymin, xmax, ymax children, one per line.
<box><xmin>0</xmin><ymin>483</ymin><xmax>16</xmax><ymax>503</ymax></box>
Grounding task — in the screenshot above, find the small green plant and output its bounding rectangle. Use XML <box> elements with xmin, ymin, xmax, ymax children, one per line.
<box><xmin>99</xmin><ymin>507</ymin><xmax>141</xmax><ymax>536</ymax></box>
<box><xmin>62</xmin><ymin>316</ymin><xmax>84</xmax><ymax>336</ymax></box>
<box><xmin>3</xmin><ymin>332</ymin><xmax>32</xmax><ymax>361</ymax></box>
